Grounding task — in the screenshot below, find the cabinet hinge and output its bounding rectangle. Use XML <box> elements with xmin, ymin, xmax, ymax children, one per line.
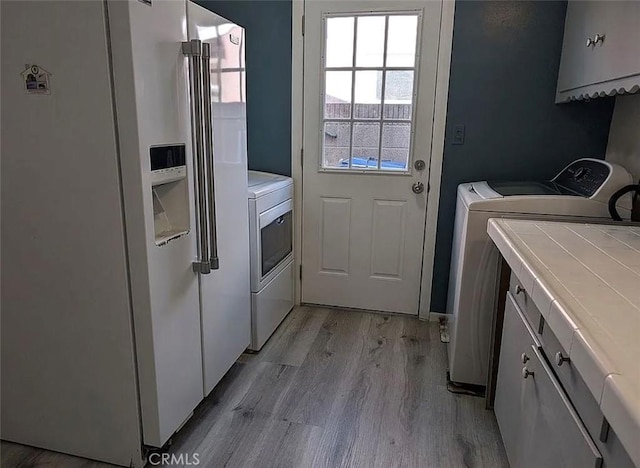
<box><xmin>299</xmin><ymin>264</ymin><xmax>303</xmax><ymax>280</ymax></box>
<box><xmin>302</xmin><ymin>15</ymin><xmax>305</xmax><ymax>36</ymax></box>
<box><xmin>300</xmin><ymin>148</ymin><xmax>304</xmax><ymax>168</ymax></box>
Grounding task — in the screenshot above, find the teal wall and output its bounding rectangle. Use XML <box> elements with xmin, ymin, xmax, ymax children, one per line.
<box><xmin>196</xmin><ymin>0</ymin><xmax>292</xmax><ymax>176</ymax></box>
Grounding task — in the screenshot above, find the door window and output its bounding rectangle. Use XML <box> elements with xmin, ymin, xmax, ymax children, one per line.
<box><xmin>321</xmin><ymin>13</ymin><xmax>421</xmax><ymax>172</ymax></box>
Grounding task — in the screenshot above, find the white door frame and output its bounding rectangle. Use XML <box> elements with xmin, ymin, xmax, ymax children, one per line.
<box><xmin>291</xmin><ymin>0</ymin><xmax>455</xmax><ymax>320</ymax></box>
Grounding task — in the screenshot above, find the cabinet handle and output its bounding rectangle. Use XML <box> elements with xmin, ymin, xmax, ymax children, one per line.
<box><xmin>521</xmin><ymin>353</ymin><xmax>530</xmax><ymax>364</ymax></box>
<box><xmin>593</xmin><ymin>33</ymin><xmax>605</xmax><ymax>45</ymax></box>
<box><xmin>555</xmin><ymin>351</ymin><xmax>570</xmax><ymax>367</ymax></box>
<box><xmin>586</xmin><ymin>37</ymin><xmax>594</xmax><ymax>47</ymax></box>
<box><xmin>515</xmin><ymin>285</ymin><xmax>525</xmax><ymax>295</ymax></box>
<box><xmin>522</xmin><ymin>367</ymin><xmax>534</xmax><ymax>379</ymax></box>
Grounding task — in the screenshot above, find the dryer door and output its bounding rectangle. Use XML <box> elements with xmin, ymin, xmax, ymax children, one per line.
<box><xmin>258</xmin><ymin>199</ymin><xmax>293</xmax><ymax>288</ymax></box>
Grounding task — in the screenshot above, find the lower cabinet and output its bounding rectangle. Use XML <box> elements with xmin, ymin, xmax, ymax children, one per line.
<box><xmin>495</xmin><ymin>292</ymin><xmax>602</xmax><ymax>468</ymax></box>
<box><xmin>519</xmin><ymin>346</ymin><xmax>602</xmax><ymax>468</ymax></box>
<box><xmin>495</xmin><ymin>292</ymin><xmax>537</xmax><ymax>465</ymax></box>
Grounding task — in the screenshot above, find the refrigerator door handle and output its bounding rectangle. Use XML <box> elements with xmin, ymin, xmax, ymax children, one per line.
<box><xmin>201</xmin><ymin>43</ymin><xmax>220</xmax><ymax>270</ymax></box>
<box><xmin>183</xmin><ymin>39</ymin><xmax>211</xmax><ymax>274</ymax></box>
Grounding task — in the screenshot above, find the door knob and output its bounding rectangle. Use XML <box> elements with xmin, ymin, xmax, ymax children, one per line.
<box><xmin>412</xmin><ymin>181</ymin><xmax>425</xmax><ymax>194</ymax></box>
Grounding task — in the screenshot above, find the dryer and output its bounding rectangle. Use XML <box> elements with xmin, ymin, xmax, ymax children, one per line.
<box><xmin>447</xmin><ymin>158</ymin><xmax>632</xmax><ymax>387</ymax></box>
<box><xmin>247</xmin><ymin>171</ymin><xmax>294</xmax><ymax>351</ymax></box>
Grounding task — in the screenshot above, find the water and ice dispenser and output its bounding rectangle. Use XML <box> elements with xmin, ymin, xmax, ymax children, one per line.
<box><xmin>150</xmin><ymin>144</ymin><xmax>190</xmax><ymax>246</ymax></box>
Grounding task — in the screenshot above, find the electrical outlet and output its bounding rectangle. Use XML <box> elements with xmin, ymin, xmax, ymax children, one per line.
<box><xmin>453</xmin><ymin>125</ymin><xmax>465</xmax><ymax>145</ymax></box>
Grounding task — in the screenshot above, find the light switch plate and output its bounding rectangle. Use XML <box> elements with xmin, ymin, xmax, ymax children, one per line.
<box><xmin>453</xmin><ymin>125</ymin><xmax>465</xmax><ymax>145</ymax></box>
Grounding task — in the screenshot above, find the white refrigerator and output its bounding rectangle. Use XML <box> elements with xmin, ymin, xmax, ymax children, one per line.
<box><xmin>0</xmin><ymin>1</ymin><xmax>250</xmax><ymax>466</ymax></box>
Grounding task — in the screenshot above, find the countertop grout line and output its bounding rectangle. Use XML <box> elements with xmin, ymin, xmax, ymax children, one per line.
<box><xmin>533</xmin><ymin>223</ymin><xmax>640</xmax><ymax>312</ymax></box>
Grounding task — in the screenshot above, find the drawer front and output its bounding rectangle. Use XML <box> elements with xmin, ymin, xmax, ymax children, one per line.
<box><xmin>519</xmin><ymin>345</ymin><xmax>602</xmax><ymax>468</ymax></box>
<box><xmin>509</xmin><ymin>271</ymin><xmax>542</xmax><ymax>335</ymax></box>
<box><xmin>495</xmin><ymin>292</ymin><xmax>539</xmax><ymax>466</ymax></box>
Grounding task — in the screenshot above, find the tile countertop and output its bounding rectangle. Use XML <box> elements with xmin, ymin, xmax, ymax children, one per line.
<box><xmin>487</xmin><ymin>219</ymin><xmax>640</xmax><ymax>466</ymax></box>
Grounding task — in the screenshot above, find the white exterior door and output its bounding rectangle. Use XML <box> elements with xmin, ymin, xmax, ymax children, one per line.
<box><xmin>302</xmin><ymin>0</ymin><xmax>442</xmax><ymax>314</ymax></box>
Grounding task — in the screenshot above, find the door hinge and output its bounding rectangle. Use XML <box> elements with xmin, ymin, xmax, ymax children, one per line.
<box><xmin>299</xmin><ymin>264</ymin><xmax>303</xmax><ymax>280</ymax></box>
<box><xmin>301</xmin><ymin>15</ymin><xmax>305</xmax><ymax>36</ymax></box>
<box><xmin>300</xmin><ymin>148</ymin><xmax>304</xmax><ymax>168</ymax></box>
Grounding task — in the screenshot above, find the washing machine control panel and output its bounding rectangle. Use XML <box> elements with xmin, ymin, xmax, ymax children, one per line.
<box><xmin>554</xmin><ymin>159</ymin><xmax>610</xmax><ymax>198</ymax></box>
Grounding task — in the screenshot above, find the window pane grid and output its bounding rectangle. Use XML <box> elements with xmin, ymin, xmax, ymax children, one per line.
<box><xmin>322</xmin><ymin>12</ymin><xmax>420</xmax><ymax>172</ymax></box>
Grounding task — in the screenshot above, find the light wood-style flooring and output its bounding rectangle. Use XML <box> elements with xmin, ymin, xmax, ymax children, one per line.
<box><xmin>1</xmin><ymin>306</ymin><xmax>508</xmax><ymax>468</ymax></box>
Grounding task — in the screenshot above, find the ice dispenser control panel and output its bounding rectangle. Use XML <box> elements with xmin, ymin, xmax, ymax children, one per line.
<box><xmin>150</xmin><ymin>144</ymin><xmax>186</xmax><ymax>186</ymax></box>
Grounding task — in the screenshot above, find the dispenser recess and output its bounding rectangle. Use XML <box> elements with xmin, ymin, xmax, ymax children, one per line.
<box><xmin>150</xmin><ymin>144</ymin><xmax>190</xmax><ymax>246</ymax></box>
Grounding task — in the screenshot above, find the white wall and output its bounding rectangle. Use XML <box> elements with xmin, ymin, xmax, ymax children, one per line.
<box><xmin>606</xmin><ymin>93</ymin><xmax>640</xmax><ymax>182</ymax></box>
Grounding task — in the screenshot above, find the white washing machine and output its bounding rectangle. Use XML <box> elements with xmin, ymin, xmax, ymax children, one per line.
<box><xmin>447</xmin><ymin>158</ymin><xmax>632</xmax><ymax>387</ymax></box>
<box><xmin>247</xmin><ymin>171</ymin><xmax>294</xmax><ymax>351</ymax></box>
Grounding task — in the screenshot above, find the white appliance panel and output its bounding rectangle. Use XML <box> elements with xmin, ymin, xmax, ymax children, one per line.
<box><xmin>447</xmin><ymin>203</ymin><xmax>502</xmax><ymax>385</ymax></box>
<box><xmin>254</xmin><ymin>184</ymin><xmax>294</xmax><ymax>218</ymax></box>
<box><xmin>0</xmin><ymin>1</ymin><xmax>143</xmax><ymax>465</ymax></box>
<box><xmin>248</xmin><ymin>170</ymin><xmax>294</xmax><ymax>199</ymax></box>
<box><xmin>187</xmin><ymin>2</ymin><xmax>251</xmax><ymax>396</ymax></box>
<box><xmin>251</xmin><ymin>260</ymin><xmax>295</xmax><ymax>350</ymax></box>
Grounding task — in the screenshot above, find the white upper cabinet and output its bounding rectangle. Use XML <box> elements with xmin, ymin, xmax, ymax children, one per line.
<box><xmin>556</xmin><ymin>0</ymin><xmax>640</xmax><ymax>103</ymax></box>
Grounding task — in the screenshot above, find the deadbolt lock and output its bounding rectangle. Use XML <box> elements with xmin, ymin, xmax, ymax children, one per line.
<box><xmin>412</xmin><ymin>181</ymin><xmax>425</xmax><ymax>194</ymax></box>
<box><xmin>414</xmin><ymin>159</ymin><xmax>426</xmax><ymax>171</ymax></box>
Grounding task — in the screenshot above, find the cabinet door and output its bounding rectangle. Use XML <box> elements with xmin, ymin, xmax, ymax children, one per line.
<box><xmin>557</xmin><ymin>0</ymin><xmax>597</xmax><ymax>92</ymax></box>
<box><xmin>596</xmin><ymin>2</ymin><xmax>640</xmax><ymax>85</ymax></box>
<box><xmin>494</xmin><ymin>293</ymin><xmax>537</xmax><ymax>466</ymax></box>
<box><xmin>519</xmin><ymin>346</ymin><xmax>603</xmax><ymax>468</ymax></box>
<box><xmin>558</xmin><ymin>1</ymin><xmax>640</xmax><ymax>93</ymax></box>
